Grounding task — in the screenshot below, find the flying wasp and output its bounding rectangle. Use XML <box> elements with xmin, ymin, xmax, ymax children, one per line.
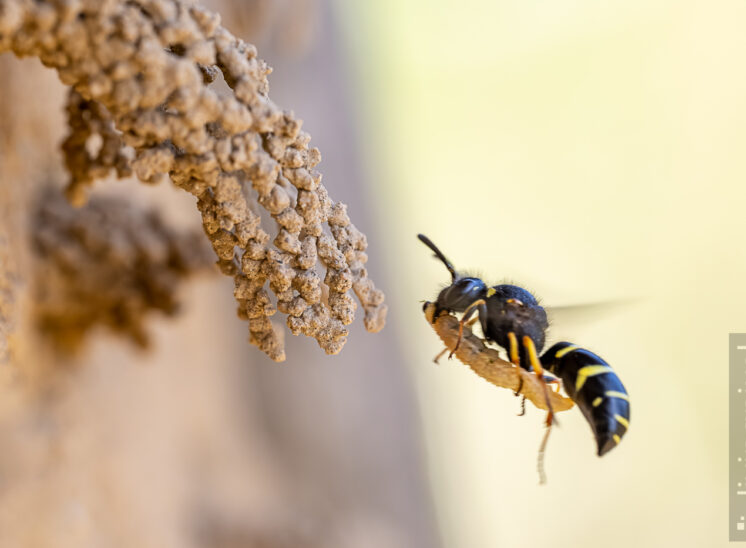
<box><xmin>418</xmin><ymin>234</ymin><xmax>630</xmax><ymax>475</ymax></box>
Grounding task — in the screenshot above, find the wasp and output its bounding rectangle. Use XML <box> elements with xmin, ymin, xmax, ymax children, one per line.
<box><xmin>418</xmin><ymin>234</ymin><xmax>630</xmax><ymax>467</ymax></box>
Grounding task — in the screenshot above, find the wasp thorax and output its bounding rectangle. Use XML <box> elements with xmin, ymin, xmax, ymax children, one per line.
<box><xmin>488</xmin><ymin>284</ymin><xmax>539</xmax><ymax>306</ymax></box>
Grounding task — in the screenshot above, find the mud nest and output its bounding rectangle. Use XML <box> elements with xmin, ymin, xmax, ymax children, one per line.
<box><xmin>0</xmin><ymin>0</ymin><xmax>387</xmax><ymax>360</ymax></box>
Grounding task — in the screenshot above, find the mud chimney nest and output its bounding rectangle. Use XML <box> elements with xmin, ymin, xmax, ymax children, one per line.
<box><xmin>0</xmin><ymin>0</ymin><xmax>387</xmax><ymax>361</ymax></box>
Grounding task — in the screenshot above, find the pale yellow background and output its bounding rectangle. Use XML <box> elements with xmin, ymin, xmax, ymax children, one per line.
<box><xmin>337</xmin><ymin>1</ymin><xmax>743</xmax><ymax>546</ymax></box>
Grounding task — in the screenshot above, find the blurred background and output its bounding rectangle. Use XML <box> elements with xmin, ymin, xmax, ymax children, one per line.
<box><xmin>338</xmin><ymin>1</ymin><xmax>741</xmax><ymax>546</ymax></box>
<box><xmin>0</xmin><ymin>0</ymin><xmax>743</xmax><ymax>546</ymax></box>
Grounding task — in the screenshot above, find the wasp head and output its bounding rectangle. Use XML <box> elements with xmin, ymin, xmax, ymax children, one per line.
<box><xmin>436</xmin><ymin>276</ymin><xmax>487</xmax><ymax>313</ymax></box>
<box><xmin>418</xmin><ymin>234</ymin><xmax>488</xmax><ymax>318</ymax></box>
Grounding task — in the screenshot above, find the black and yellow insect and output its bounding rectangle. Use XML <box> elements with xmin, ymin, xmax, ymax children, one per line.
<box><xmin>540</xmin><ymin>342</ymin><xmax>630</xmax><ymax>456</ymax></box>
<box><xmin>418</xmin><ymin>233</ymin><xmax>630</xmax><ymax>460</ymax></box>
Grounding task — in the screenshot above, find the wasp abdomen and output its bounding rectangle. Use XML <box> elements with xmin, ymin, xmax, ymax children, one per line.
<box><xmin>540</xmin><ymin>342</ymin><xmax>630</xmax><ymax>456</ymax></box>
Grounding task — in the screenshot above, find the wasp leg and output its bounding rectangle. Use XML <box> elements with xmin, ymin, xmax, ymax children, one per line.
<box><xmin>523</xmin><ymin>336</ymin><xmax>557</xmax><ymax>484</ymax></box>
<box><xmin>464</xmin><ymin>316</ymin><xmax>479</xmax><ymax>329</ymax></box>
<box><xmin>548</xmin><ymin>378</ymin><xmax>562</xmax><ymax>393</ymax></box>
<box><xmin>507</xmin><ymin>332</ymin><xmax>520</xmax><ymax>365</ymax></box>
<box><xmin>433</xmin><ymin>347</ymin><xmax>449</xmax><ymax>364</ymax></box>
<box><xmin>537</xmin><ymin>421</ymin><xmax>552</xmax><ymax>485</ymax></box>
<box><xmin>522</xmin><ymin>335</ymin><xmax>557</xmax><ymax>423</ymax></box>
<box><xmin>458</xmin><ymin>316</ymin><xmax>480</xmax><ymax>355</ymax></box>
<box><xmin>506</xmin><ymin>331</ymin><xmax>526</xmax><ymax>414</ymax></box>
<box><xmin>448</xmin><ymin>299</ymin><xmax>487</xmax><ymax>358</ymax></box>
<box><xmin>533</xmin><ymin>366</ymin><xmax>561</xmax><ymax>484</ymax></box>
<box><xmin>518</xmin><ymin>395</ymin><xmax>526</xmax><ymax>416</ymax></box>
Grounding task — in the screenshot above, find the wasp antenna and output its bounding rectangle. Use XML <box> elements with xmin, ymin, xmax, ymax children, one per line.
<box><xmin>418</xmin><ymin>234</ymin><xmax>457</xmax><ymax>281</ymax></box>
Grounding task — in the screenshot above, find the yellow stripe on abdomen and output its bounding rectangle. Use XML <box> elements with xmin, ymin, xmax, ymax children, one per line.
<box><xmin>575</xmin><ymin>365</ymin><xmax>613</xmax><ymax>392</ymax></box>
<box><xmin>555</xmin><ymin>345</ymin><xmax>579</xmax><ymax>359</ymax></box>
<box><xmin>605</xmin><ymin>390</ymin><xmax>629</xmax><ymax>402</ymax></box>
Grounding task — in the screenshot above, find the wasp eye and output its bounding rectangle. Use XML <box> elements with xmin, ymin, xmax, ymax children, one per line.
<box><xmin>455</xmin><ymin>278</ymin><xmax>485</xmax><ymax>294</ymax></box>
